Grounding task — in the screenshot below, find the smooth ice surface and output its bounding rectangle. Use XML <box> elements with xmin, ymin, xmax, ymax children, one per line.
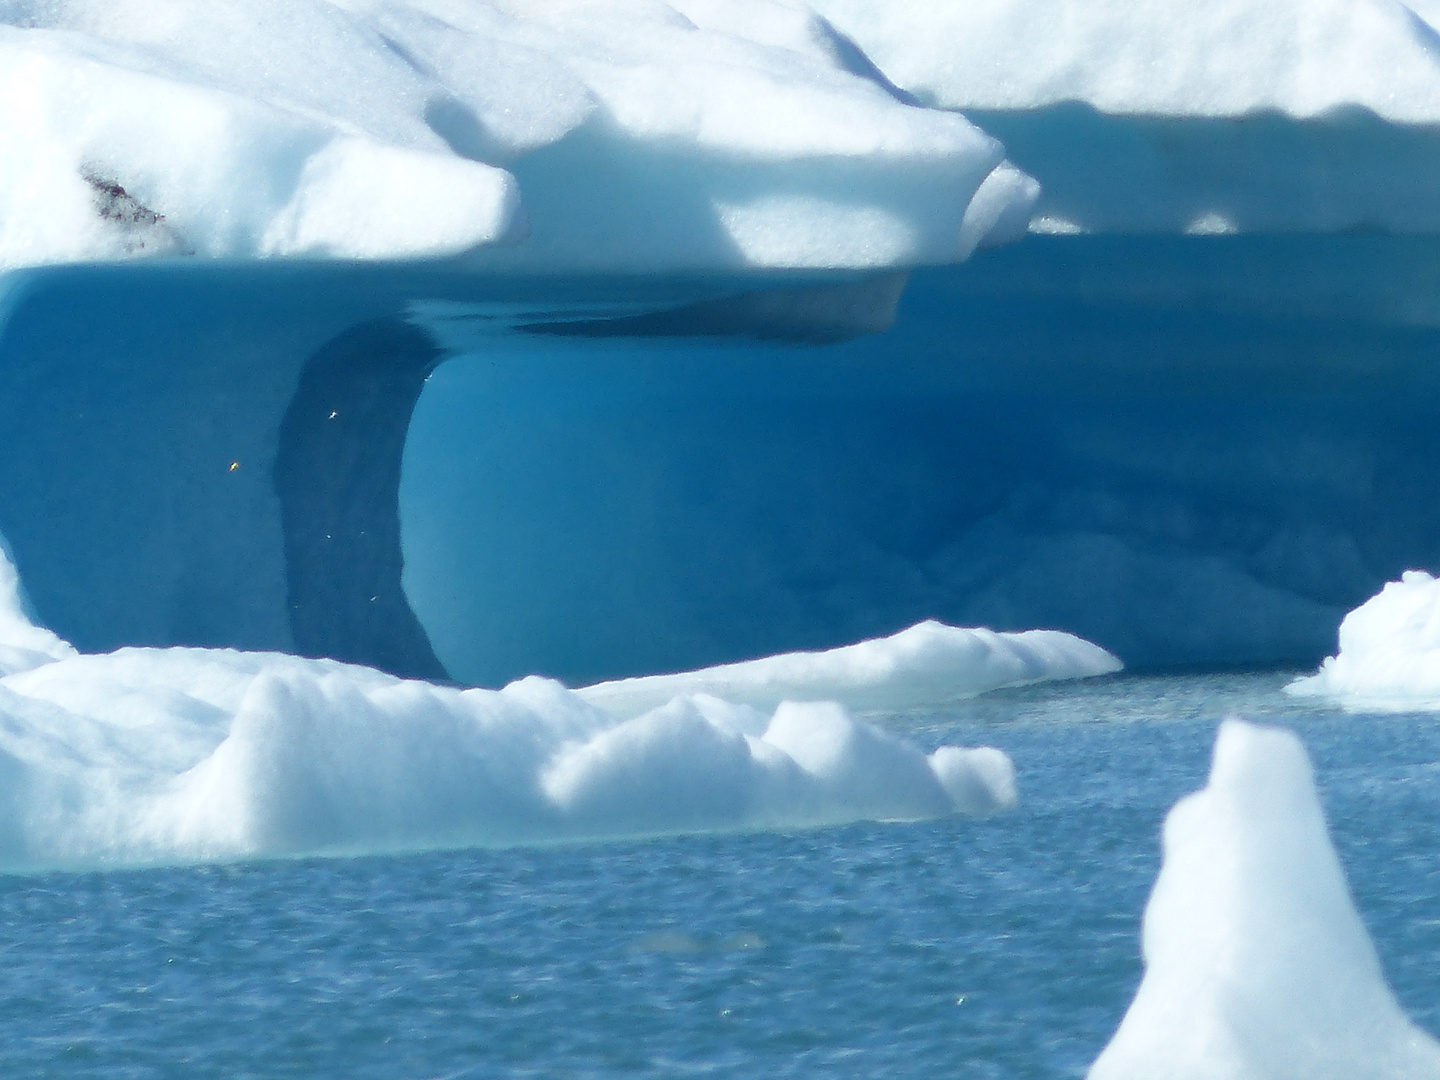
<box><xmin>0</xmin><ymin>0</ymin><xmax>1024</xmax><ymax>271</ymax></box>
<box><xmin>1288</xmin><ymin>571</ymin><xmax>1440</xmax><ymax>710</ymax></box>
<box><xmin>1090</xmin><ymin>719</ymin><xmax>1440</xmax><ymax>1080</ymax></box>
<box><xmin>0</xmin><ymin>548</ymin><xmax>1012</xmax><ymax>869</ymax></box>
<box><xmin>577</xmin><ymin>619</ymin><xmax>1120</xmax><ymax>719</ymax></box>
<box><xmin>812</xmin><ymin>0</ymin><xmax>1440</xmax><ymax>234</ymax></box>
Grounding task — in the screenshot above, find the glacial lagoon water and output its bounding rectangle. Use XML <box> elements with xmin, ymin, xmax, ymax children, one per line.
<box><xmin>5</xmin><ymin>669</ymin><xmax>1439</xmax><ymax>1079</ymax></box>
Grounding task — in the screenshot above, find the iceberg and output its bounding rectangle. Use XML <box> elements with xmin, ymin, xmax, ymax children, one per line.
<box><xmin>577</xmin><ymin>619</ymin><xmax>1121</xmax><ymax>719</ymax></box>
<box><xmin>1090</xmin><ymin>719</ymin><xmax>1440</xmax><ymax>1080</ymax></box>
<box><xmin>0</xmin><ymin>0</ymin><xmax>1032</xmax><ymax>272</ymax></box>
<box><xmin>4</xmin><ymin>7</ymin><xmax>1440</xmax><ymax>680</ymax></box>
<box><xmin>1287</xmin><ymin>571</ymin><xmax>1440</xmax><ymax>710</ymax></box>
<box><xmin>0</xmin><ymin>543</ymin><xmax>1014</xmax><ymax>869</ymax></box>
<box><xmin>812</xmin><ymin>0</ymin><xmax>1440</xmax><ymax>235</ymax></box>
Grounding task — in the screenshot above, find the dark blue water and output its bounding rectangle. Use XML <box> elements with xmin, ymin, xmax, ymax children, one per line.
<box><xmin>2</xmin><ymin>672</ymin><xmax>1437</xmax><ymax>1078</ymax></box>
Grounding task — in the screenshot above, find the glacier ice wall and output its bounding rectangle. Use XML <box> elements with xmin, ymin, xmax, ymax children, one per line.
<box><xmin>402</xmin><ymin>235</ymin><xmax>1440</xmax><ymax>683</ymax></box>
<box><xmin>4</xmin><ymin>233</ymin><xmax>1440</xmax><ymax>682</ymax></box>
<box><xmin>1089</xmin><ymin>719</ymin><xmax>1440</xmax><ymax>1080</ymax></box>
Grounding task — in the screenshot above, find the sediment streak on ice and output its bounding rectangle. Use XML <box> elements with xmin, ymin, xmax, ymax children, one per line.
<box><xmin>577</xmin><ymin>619</ymin><xmax>1121</xmax><ymax>719</ymax></box>
<box><xmin>1090</xmin><ymin>719</ymin><xmax>1440</xmax><ymax>1080</ymax></box>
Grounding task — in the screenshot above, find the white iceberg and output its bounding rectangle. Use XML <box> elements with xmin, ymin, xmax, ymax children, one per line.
<box><xmin>0</xmin><ymin>544</ymin><xmax>1013</xmax><ymax>869</ymax></box>
<box><xmin>1287</xmin><ymin>571</ymin><xmax>1440</xmax><ymax>710</ymax></box>
<box><xmin>1090</xmin><ymin>719</ymin><xmax>1440</xmax><ymax>1080</ymax></box>
<box><xmin>577</xmin><ymin>618</ymin><xmax>1121</xmax><ymax>719</ymax></box>
<box><xmin>0</xmin><ymin>0</ymin><xmax>1031</xmax><ymax>272</ymax></box>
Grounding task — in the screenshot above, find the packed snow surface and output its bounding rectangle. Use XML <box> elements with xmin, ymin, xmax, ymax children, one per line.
<box><xmin>0</xmin><ymin>0</ymin><xmax>1028</xmax><ymax>272</ymax></box>
<box><xmin>1089</xmin><ymin>719</ymin><xmax>1440</xmax><ymax>1080</ymax></box>
<box><xmin>810</xmin><ymin>0</ymin><xmax>1440</xmax><ymax>120</ymax></box>
<box><xmin>1287</xmin><ymin>571</ymin><xmax>1440</xmax><ymax>710</ymax></box>
<box><xmin>578</xmin><ymin>619</ymin><xmax>1121</xmax><ymax>719</ymax></box>
<box><xmin>0</xmin><ymin>546</ymin><xmax>1014</xmax><ymax>869</ymax></box>
<box><xmin>811</xmin><ymin>0</ymin><xmax>1440</xmax><ymax>234</ymax></box>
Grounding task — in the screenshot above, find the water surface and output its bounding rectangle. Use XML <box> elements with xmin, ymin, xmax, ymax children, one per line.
<box><xmin>4</xmin><ymin>671</ymin><xmax>1437</xmax><ymax>1078</ymax></box>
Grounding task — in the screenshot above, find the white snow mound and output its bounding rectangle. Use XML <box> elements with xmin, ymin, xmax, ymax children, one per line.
<box><xmin>811</xmin><ymin>0</ymin><xmax>1440</xmax><ymax>235</ymax></box>
<box><xmin>0</xmin><ymin>547</ymin><xmax>1014</xmax><ymax>869</ymax></box>
<box><xmin>1089</xmin><ymin>719</ymin><xmax>1440</xmax><ymax>1080</ymax></box>
<box><xmin>0</xmin><ymin>0</ymin><xmax>1029</xmax><ymax>271</ymax></box>
<box><xmin>578</xmin><ymin>619</ymin><xmax>1121</xmax><ymax>719</ymax></box>
<box><xmin>1287</xmin><ymin>571</ymin><xmax>1440</xmax><ymax>710</ymax></box>
<box><xmin>810</xmin><ymin>0</ymin><xmax>1440</xmax><ymax>121</ymax></box>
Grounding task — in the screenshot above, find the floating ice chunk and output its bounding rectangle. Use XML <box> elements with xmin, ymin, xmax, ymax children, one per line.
<box><xmin>1089</xmin><ymin>719</ymin><xmax>1440</xmax><ymax>1080</ymax></box>
<box><xmin>1287</xmin><ymin>571</ymin><xmax>1440</xmax><ymax>710</ymax></box>
<box><xmin>577</xmin><ymin>619</ymin><xmax>1121</xmax><ymax>719</ymax></box>
<box><xmin>0</xmin><ymin>652</ymin><xmax>1013</xmax><ymax>867</ymax></box>
<box><xmin>0</xmin><ymin>547</ymin><xmax>1012</xmax><ymax>867</ymax></box>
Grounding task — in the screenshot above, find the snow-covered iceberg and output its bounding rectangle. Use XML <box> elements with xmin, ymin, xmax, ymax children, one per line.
<box><xmin>1287</xmin><ymin>571</ymin><xmax>1440</xmax><ymax>710</ymax></box>
<box><xmin>0</xmin><ymin>0</ymin><xmax>1031</xmax><ymax>272</ymax></box>
<box><xmin>577</xmin><ymin>619</ymin><xmax>1120</xmax><ymax>719</ymax></box>
<box><xmin>1090</xmin><ymin>719</ymin><xmax>1440</xmax><ymax>1080</ymax></box>
<box><xmin>0</xmin><ymin>543</ymin><xmax>1014</xmax><ymax>870</ymax></box>
<box><xmin>813</xmin><ymin>0</ymin><xmax>1440</xmax><ymax>235</ymax></box>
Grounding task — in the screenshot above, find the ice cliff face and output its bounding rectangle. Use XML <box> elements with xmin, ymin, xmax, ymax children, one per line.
<box><xmin>0</xmin><ymin>0</ymin><xmax>1028</xmax><ymax>271</ymax></box>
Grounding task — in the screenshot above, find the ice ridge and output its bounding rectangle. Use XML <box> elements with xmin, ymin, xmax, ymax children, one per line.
<box><xmin>577</xmin><ymin>619</ymin><xmax>1121</xmax><ymax>719</ymax></box>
